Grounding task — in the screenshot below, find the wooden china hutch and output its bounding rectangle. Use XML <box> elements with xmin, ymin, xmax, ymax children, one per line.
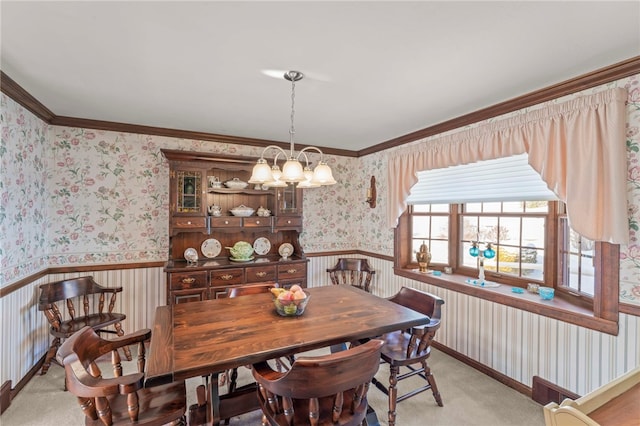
<box><xmin>162</xmin><ymin>149</ymin><xmax>308</xmax><ymax>305</ymax></box>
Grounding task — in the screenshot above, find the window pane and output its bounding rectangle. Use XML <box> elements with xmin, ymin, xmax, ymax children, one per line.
<box><xmin>431</xmin><ymin>240</ymin><xmax>449</xmax><ymax>264</ymax></box>
<box><xmin>483</xmin><ymin>202</ymin><xmax>501</xmax><ymax>213</ymax></box>
<box><xmin>503</xmin><ymin>201</ymin><xmax>524</xmax><ymax>212</ymax></box>
<box><xmin>460</xmin><ymin>243</ymin><xmax>478</xmax><ymax>268</ymax></box>
<box><xmin>413</xmin><ymin>204</ymin><xmax>430</xmax><ymax>213</ymax></box>
<box><xmin>500</xmin><ymin>217</ymin><xmax>521</xmax><ymax>245</ymax></box>
<box><xmin>466</xmin><ymin>203</ymin><xmax>481</xmax><ymax>213</ymax></box>
<box><xmin>479</xmin><ymin>217</ymin><xmax>498</xmax><ymax>242</ymax></box>
<box><xmin>431</xmin><ymin>204</ymin><xmax>449</xmax><ymax>213</ymax></box>
<box><xmin>462</xmin><ymin>216</ymin><xmax>479</xmax><ymax>241</ymax></box>
<box><xmin>412</xmin><ymin>217</ymin><xmax>430</xmax><ymax>238</ymax></box>
<box><xmin>431</xmin><ymin>216</ymin><xmax>449</xmax><ymax>239</ymax></box>
<box><xmin>523</xmin><ymin>217</ymin><xmax>545</xmax><ymax>247</ymax></box>
<box><xmin>521</xmin><ymin>248</ymin><xmax>543</xmax><ymax>281</ymax></box>
<box><xmin>525</xmin><ymin>201</ymin><xmax>548</xmax><ymax>213</ymax></box>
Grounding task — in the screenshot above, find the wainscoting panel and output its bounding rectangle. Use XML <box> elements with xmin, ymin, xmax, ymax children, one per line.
<box><xmin>2</xmin><ymin>257</ymin><xmax>638</xmax><ymax>398</ymax></box>
<box><xmin>0</xmin><ymin>267</ymin><xmax>166</xmax><ymax>386</ymax></box>
<box><xmin>309</xmin><ymin>255</ymin><xmax>640</xmax><ymax>396</ymax></box>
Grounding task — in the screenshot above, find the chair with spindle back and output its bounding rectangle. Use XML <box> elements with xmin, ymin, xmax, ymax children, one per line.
<box><xmin>371</xmin><ymin>287</ymin><xmax>445</xmax><ymax>426</ymax></box>
<box><xmin>326</xmin><ymin>258</ymin><xmax>375</xmax><ymax>293</ymax></box>
<box><xmin>38</xmin><ymin>276</ymin><xmax>131</xmax><ymax>375</ymax></box>
<box><xmin>57</xmin><ymin>326</ymin><xmax>187</xmax><ymax>426</ymax></box>
<box><xmin>252</xmin><ymin>339</ymin><xmax>384</xmax><ymax>426</ymax></box>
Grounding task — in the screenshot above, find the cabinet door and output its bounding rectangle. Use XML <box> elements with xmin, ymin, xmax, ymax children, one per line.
<box><xmin>171</xmin><ymin>288</ymin><xmax>208</xmax><ymax>304</ymax></box>
<box><xmin>274</xmin><ymin>184</ymin><xmax>303</xmax><ymax>216</ymax></box>
<box><xmin>171</xmin><ymin>168</ymin><xmax>205</xmax><ymax>215</ymax></box>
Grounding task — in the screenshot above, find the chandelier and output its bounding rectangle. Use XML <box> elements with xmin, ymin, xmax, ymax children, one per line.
<box><xmin>249</xmin><ymin>71</ymin><xmax>336</xmax><ymax>188</ymax></box>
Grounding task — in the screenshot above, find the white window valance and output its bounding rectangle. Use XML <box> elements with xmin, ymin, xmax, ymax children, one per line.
<box><xmin>388</xmin><ymin>87</ymin><xmax>629</xmax><ymax>245</ymax></box>
<box><xmin>406</xmin><ymin>153</ymin><xmax>558</xmax><ymax>205</ymax></box>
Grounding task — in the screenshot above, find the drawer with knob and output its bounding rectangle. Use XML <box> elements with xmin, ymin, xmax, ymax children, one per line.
<box><xmin>274</xmin><ymin>217</ymin><xmax>302</xmax><ymax>229</ymax></box>
<box><xmin>210</xmin><ymin>217</ymin><xmax>242</xmax><ymax>228</ymax></box>
<box><xmin>170</xmin><ymin>271</ymin><xmax>208</xmax><ymax>290</ymax></box>
<box><xmin>243</xmin><ymin>217</ymin><xmax>273</xmax><ymax>228</ymax></box>
<box><xmin>277</xmin><ymin>263</ymin><xmax>306</xmax><ymax>280</ymax></box>
<box><xmin>246</xmin><ymin>265</ymin><xmax>277</xmax><ymax>283</ymax></box>
<box><xmin>171</xmin><ymin>216</ymin><xmax>208</xmax><ymax>230</ymax></box>
<box><xmin>210</xmin><ymin>268</ymin><xmax>244</xmax><ymax>286</ymax></box>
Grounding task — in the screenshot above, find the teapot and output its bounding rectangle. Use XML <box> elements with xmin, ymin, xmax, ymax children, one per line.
<box><xmin>208</xmin><ymin>204</ymin><xmax>222</xmax><ymax>216</ymax></box>
<box><xmin>208</xmin><ymin>176</ymin><xmax>222</xmax><ymax>189</ymax></box>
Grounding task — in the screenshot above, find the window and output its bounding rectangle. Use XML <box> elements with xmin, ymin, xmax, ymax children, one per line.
<box><xmin>397</xmin><ymin>155</ymin><xmax>620</xmax><ymax>334</ymax></box>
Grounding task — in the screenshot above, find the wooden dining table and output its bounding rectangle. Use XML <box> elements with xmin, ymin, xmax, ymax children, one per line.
<box><xmin>145</xmin><ymin>285</ymin><xmax>431</xmax><ymax>425</ymax></box>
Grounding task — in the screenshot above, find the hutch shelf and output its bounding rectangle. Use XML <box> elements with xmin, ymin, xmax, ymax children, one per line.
<box><xmin>162</xmin><ymin>149</ymin><xmax>308</xmax><ymax>305</ymax></box>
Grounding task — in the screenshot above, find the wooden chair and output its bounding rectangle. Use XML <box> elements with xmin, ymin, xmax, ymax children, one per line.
<box><xmin>371</xmin><ymin>287</ymin><xmax>444</xmax><ymax>426</ymax></box>
<box><xmin>252</xmin><ymin>339</ymin><xmax>384</xmax><ymax>426</ymax></box>
<box><xmin>326</xmin><ymin>258</ymin><xmax>375</xmax><ymax>293</ymax></box>
<box><xmin>38</xmin><ymin>276</ymin><xmax>131</xmax><ymax>375</ymax></box>
<box><xmin>56</xmin><ymin>326</ymin><xmax>187</xmax><ymax>426</ymax></box>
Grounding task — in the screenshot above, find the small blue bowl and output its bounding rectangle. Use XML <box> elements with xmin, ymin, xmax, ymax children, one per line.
<box><xmin>538</xmin><ymin>287</ymin><xmax>555</xmax><ymax>300</ymax></box>
<box><xmin>511</xmin><ymin>287</ymin><xmax>524</xmax><ymax>294</ymax></box>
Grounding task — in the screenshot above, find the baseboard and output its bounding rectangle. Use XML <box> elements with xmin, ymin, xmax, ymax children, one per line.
<box><xmin>4</xmin><ymin>353</ymin><xmax>47</xmax><ymax>411</ymax></box>
<box><xmin>431</xmin><ymin>341</ymin><xmax>532</xmax><ymax>397</ymax></box>
<box><xmin>1</xmin><ymin>380</ymin><xmax>11</xmax><ymax>414</ymax></box>
<box><xmin>532</xmin><ymin>375</ymin><xmax>580</xmax><ymax>405</ymax></box>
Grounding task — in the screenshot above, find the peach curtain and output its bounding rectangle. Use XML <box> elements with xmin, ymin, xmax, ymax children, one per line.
<box><xmin>387</xmin><ymin>87</ymin><xmax>629</xmax><ymax>244</ymax></box>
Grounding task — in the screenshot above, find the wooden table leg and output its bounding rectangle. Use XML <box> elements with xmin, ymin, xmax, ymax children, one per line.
<box><xmin>206</xmin><ymin>373</ymin><xmax>221</xmax><ymax>425</ymax></box>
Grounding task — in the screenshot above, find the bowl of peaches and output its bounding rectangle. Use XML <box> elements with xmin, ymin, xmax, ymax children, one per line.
<box><xmin>270</xmin><ymin>285</ymin><xmax>310</xmax><ymax>317</ymax></box>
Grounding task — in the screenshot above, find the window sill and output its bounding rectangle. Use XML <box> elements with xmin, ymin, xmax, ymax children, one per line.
<box><xmin>394</xmin><ymin>268</ymin><xmax>619</xmax><ymax>335</ymax></box>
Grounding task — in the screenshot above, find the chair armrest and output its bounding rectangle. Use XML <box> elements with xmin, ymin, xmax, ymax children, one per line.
<box><xmin>252</xmin><ymin>361</ymin><xmax>286</xmax><ymax>383</ymax></box>
<box><xmin>66</xmin><ymin>369</ymin><xmax>145</xmax><ymax>398</ymax></box>
<box><xmin>102</xmin><ymin>328</ymin><xmax>151</xmax><ymax>352</ymax></box>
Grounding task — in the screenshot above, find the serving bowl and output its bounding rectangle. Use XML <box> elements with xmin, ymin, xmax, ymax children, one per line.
<box><xmin>539</xmin><ymin>287</ymin><xmax>555</xmax><ymax>300</ymax></box>
<box><xmin>230</xmin><ymin>205</ymin><xmax>255</xmax><ymax>217</ymax></box>
<box><xmin>273</xmin><ymin>290</ymin><xmax>310</xmax><ymax>316</ymax></box>
<box><xmin>224</xmin><ymin>178</ymin><xmax>249</xmax><ymax>189</ymax></box>
<box><xmin>226</xmin><ymin>241</ymin><xmax>254</xmax><ymax>260</ymax></box>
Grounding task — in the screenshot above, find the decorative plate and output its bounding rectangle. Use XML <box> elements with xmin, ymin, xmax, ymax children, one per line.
<box><xmin>278</xmin><ymin>243</ymin><xmax>294</xmax><ymax>258</ymax></box>
<box><xmin>253</xmin><ymin>237</ymin><xmax>271</xmax><ymax>255</ymax></box>
<box><xmin>230</xmin><ymin>256</ymin><xmax>255</xmax><ymax>262</ymax></box>
<box><xmin>184</xmin><ymin>248</ymin><xmax>198</xmax><ymax>263</ymax></box>
<box><xmin>201</xmin><ymin>238</ymin><xmax>222</xmax><ymax>258</ymax></box>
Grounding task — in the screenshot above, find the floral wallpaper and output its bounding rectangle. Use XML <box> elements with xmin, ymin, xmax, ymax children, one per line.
<box><xmin>0</xmin><ymin>74</ymin><xmax>639</xmax><ymax>305</ymax></box>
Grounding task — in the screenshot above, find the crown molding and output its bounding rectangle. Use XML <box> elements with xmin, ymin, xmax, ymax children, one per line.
<box><xmin>4</xmin><ymin>56</ymin><xmax>639</xmax><ymax>158</ymax></box>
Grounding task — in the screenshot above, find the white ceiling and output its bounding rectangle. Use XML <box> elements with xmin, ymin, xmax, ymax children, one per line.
<box><xmin>2</xmin><ymin>1</ymin><xmax>639</xmax><ymax>152</ymax></box>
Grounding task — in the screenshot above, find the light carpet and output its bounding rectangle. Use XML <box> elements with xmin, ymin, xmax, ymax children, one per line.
<box><xmin>1</xmin><ymin>347</ymin><xmax>544</xmax><ymax>425</ymax></box>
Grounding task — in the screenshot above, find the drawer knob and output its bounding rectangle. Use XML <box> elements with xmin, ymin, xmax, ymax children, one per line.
<box><xmin>187</xmin><ymin>221</ymin><xmax>192</xmax><ymax>225</ymax></box>
<box><xmin>286</xmin><ymin>268</ymin><xmax>297</xmax><ymax>274</ymax></box>
<box><xmin>256</xmin><ymin>271</ymin><xmax>267</xmax><ymax>278</ymax></box>
<box><xmin>220</xmin><ymin>274</ymin><xmax>233</xmax><ymax>281</ymax></box>
<box><xmin>287</xmin><ymin>220</ymin><xmax>291</xmax><ymax>224</ymax></box>
<box><xmin>181</xmin><ymin>277</ymin><xmax>196</xmax><ymax>284</ymax></box>
<box><xmin>224</xmin><ymin>220</ymin><xmax>229</xmax><ymax>225</ymax></box>
<box><xmin>256</xmin><ymin>220</ymin><xmax>260</xmax><ymax>224</ymax></box>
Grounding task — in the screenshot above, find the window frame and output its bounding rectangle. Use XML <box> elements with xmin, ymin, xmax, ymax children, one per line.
<box><xmin>395</xmin><ymin>206</ymin><xmax>620</xmax><ymax>335</ymax></box>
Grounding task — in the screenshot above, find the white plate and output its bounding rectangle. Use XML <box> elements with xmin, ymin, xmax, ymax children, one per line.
<box><xmin>201</xmin><ymin>238</ymin><xmax>222</xmax><ymax>258</ymax></box>
<box><xmin>253</xmin><ymin>237</ymin><xmax>271</xmax><ymax>255</ymax></box>
<box><xmin>184</xmin><ymin>248</ymin><xmax>198</xmax><ymax>263</ymax></box>
<box><xmin>278</xmin><ymin>243</ymin><xmax>294</xmax><ymax>258</ymax></box>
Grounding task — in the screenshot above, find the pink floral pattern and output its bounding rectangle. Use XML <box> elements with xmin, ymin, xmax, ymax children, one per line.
<box><xmin>1</xmin><ymin>75</ymin><xmax>639</xmax><ymax>305</ymax></box>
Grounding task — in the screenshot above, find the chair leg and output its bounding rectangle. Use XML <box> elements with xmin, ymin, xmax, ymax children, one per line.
<box><xmin>113</xmin><ymin>322</ymin><xmax>133</xmax><ymax>361</ymax></box>
<box><xmin>423</xmin><ymin>361</ymin><xmax>443</xmax><ymax>407</ymax></box>
<box><xmin>41</xmin><ymin>337</ymin><xmax>61</xmax><ymax>375</ymax></box>
<box><xmin>388</xmin><ymin>365</ymin><xmax>399</xmax><ymax>426</ymax></box>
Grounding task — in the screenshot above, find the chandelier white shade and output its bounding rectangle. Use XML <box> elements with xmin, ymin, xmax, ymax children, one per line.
<box><xmin>248</xmin><ymin>71</ymin><xmax>336</xmax><ymax>188</ymax></box>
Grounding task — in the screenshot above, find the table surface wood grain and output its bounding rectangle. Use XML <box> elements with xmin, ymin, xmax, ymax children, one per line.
<box><xmin>145</xmin><ymin>285</ymin><xmax>430</xmax><ymax>387</ymax></box>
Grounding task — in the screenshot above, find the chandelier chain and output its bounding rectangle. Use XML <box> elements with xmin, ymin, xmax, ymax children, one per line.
<box><xmin>289</xmin><ymin>77</ymin><xmax>296</xmax><ymax>143</ymax></box>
